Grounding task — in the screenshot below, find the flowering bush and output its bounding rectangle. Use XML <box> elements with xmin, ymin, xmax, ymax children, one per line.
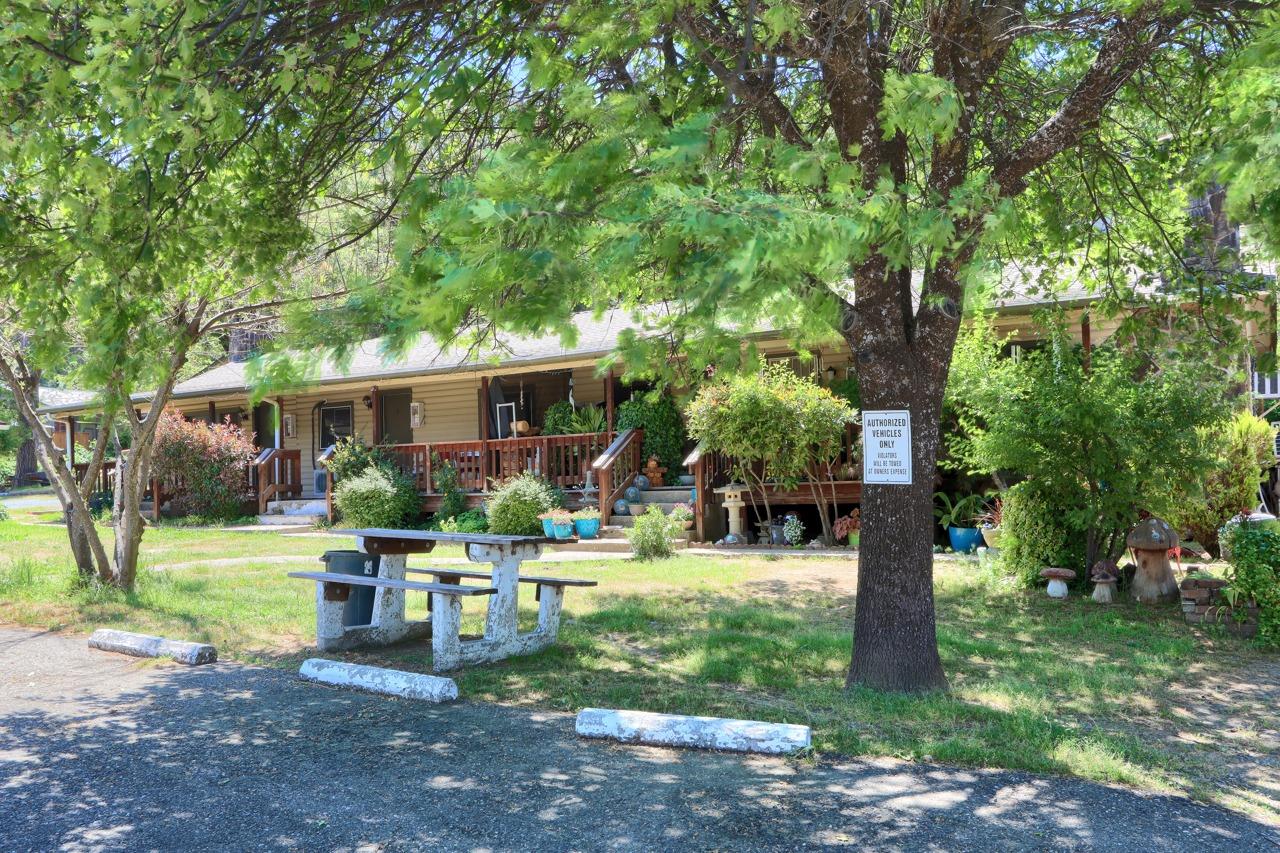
<box><xmin>669</xmin><ymin>502</ymin><xmax>693</xmax><ymax>523</ymax></box>
<box><xmin>571</xmin><ymin>507</ymin><xmax>600</xmax><ymax>521</ymax></box>
<box><xmin>151</xmin><ymin>410</ymin><xmax>256</xmax><ymax>520</ymax></box>
<box><xmin>783</xmin><ymin>513</ymin><xmax>805</xmax><ymax>546</ymax></box>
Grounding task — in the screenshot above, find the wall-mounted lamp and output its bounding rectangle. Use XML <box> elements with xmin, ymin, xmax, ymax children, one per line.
<box><xmin>824</xmin><ymin>366</ymin><xmax>838</xmax><ymax>383</ymax></box>
<box><xmin>361</xmin><ymin>395</ymin><xmax>373</xmax><ymax>409</ymax></box>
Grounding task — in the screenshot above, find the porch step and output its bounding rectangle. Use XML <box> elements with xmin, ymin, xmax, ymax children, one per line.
<box><xmin>265</xmin><ymin>498</ymin><xmax>328</xmax><ymax>517</ymax></box>
<box><xmin>637</xmin><ymin>485</ymin><xmax>696</xmax><ymax>501</ymax></box>
<box><xmin>548</xmin><ymin>536</ymin><xmax>690</xmax><ymax>554</ymax></box>
<box><xmin>257</xmin><ymin>513</ymin><xmax>324</xmax><ymax>527</ymax></box>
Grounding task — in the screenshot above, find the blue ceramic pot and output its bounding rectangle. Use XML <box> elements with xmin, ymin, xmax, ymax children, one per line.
<box><xmin>541</xmin><ymin>517</ymin><xmax>556</xmax><ymax>537</ymax></box>
<box><xmin>633</xmin><ymin>474</ymin><xmax>650</xmax><ymax>491</ymax></box>
<box><xmin>947</xmin><ymin>526</ymin><xmax>983</xmax><ymax>554</ymax></box>
<box><xmin>552</xmin><ymin>521</ymin><xmax>575</xmax><ymax>540</ymax></box>
<box><xmin>574</xmin><ymin>518</ymin><xmax>601</xmax><ymax>539</ymax></box>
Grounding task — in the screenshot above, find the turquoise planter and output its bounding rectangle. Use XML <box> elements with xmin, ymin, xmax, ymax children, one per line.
<box><xmin>541</xmin><ymin>517</ymin><xmax>556</xmax><ymax>537</ymax></box>
<box><xmin>574</xmin><ymin>518</ymin><xmax>601</xmax><ymax>539</ymax></box>
<box><xmin>552</xmin><ymin>521</ymin><xmax>575</xmax><ymax>540</ymax></box>
<box><xmin>948</xmin><ymin>526</ymin><xmax>983</xmax><ymax>554</ymax></box>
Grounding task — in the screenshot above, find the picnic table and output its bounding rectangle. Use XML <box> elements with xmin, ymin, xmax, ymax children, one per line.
<box><xmin>289</xmin><ymin>529</ymin><xmax>595</xmax><ymax>671</ymax></box>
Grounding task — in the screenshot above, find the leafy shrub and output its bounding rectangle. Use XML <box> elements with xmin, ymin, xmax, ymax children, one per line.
<box><xmin>0</xmin><ymin>453</ymin><xmax>15</xmax><ymax>483</ymax></box>
<box><xmin>333</xmin><ymin>466</ymin><xmax>420</xmax><ymax>528</ymax></box>
<box><xmin>151</xmin><ymin>410</ymin><xmax>256</xmax><ymax>520</ymax></box>
<box><xmin>326</xmin><ymin>435</ymin><xmax>390</xmax><ymax>483</ymax></box>
<box><xmin>1223</xmin><ymin>522</ymin><xmax>1280</xmax><ymax>645</ymax></box>
<box><xmin>485</xmin><ymin>472</ymin><xmax>558</xmax><ymax>535</ymax></box>
<box><xmin>542</xmin><ymin>401</ymin><xmax>575</xmax><ymax>436</ymax></box>
<box><xmin>441</xmin><ymin>508</ymin><xmax>488</xmax><ymax>533</ymax></box>
<box><xmin>626</xmin><ymin>504</ymin><xmax>681</xmax><ymax>559</ymax></box>
<box><xmin>1171</xmin><ymin>413</ymin><xmax>1275</xmax><ymax>557</ymax></box>
<box><xmin>432</xmin><ymin>456</ymin><xmax>467</xmax><ymax>520</ymax></box>
<box><xmin>948</xmin><ymin>323</ymin><xmax>1221</xmax><ymax>568</ymax></box>
<box><xmin>0</xmin><ymin>503</ymin><xmax>8</xmax><ymax>521</ymax></box>
<box><xmin>616</xmin><ymin>393</ymin><xmax>688</xmax><ymax>473</ymax></box>
<box><xmin>996</xmin><ymin>482</ymin><xmax>1082</xmax><ymax>587</ymax></box>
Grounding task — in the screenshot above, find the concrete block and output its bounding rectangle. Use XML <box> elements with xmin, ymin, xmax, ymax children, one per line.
<box><xmin>575</xmin><ymin>707</ymin><xmax>811</xmax><ymax>755</ymax></box>
<box><xmin>88</xmin><ymin>629</ymin><xmax>217</xmax><ymax>665</ymax></box>
<box><xmin>298</xmin><ymin>658</ymin><xmax>458</xmax><ymax>703</ymax></box>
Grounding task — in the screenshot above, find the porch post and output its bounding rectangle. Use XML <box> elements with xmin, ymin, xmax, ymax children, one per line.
<box><xmin>208</xmin><ymin>400</ymin><xmax>217</xmax><ymax>424</ymax></box>
<box><xmin>1081</xmin><ymin>313</ymin><xmax>1092</xmax><ymax>374</ymax></box>
<box><xmin>480</xmin><ymin>377</ymin><xmax>491</xmax><ymax>487</ymax></box>
<box><xmin>605</xmin><ymin>369</ymin><xmax>615</xmax><ymax>435</ymax></box>
<box><xmin>67</xmin><ymin>416</ymin><xmax>76</xmax><ymax>471</ymax></box>
<box><xmin>370</xmin><ymin>386</ymin><xmax>382</xmax><ymax>445</ymax></box>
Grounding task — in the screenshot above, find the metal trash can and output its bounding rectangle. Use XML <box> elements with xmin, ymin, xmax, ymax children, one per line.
<box><xmin>320</xmin><ymin>550</ymin><xmax>380</xmax><ymax>627</ymax></box>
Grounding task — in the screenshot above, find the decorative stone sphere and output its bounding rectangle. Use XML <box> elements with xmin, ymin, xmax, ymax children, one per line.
<box><xmin>613</xmin><ymin>499</ymin><xmax>630</xmax><ymax>516</ymax></box>
<box><xmin>624</xmin><ymin>485</ymin><xmax>642</xmax><ymax>503</ymax></box>
<box><xmin>633</xmin><ymin>474</ymin><xmax>651</xmax><ymax>491</ymax></box>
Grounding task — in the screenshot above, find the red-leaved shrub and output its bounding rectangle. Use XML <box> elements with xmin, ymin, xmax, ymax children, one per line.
<box><xmin>151</xmin><ymin>410</ymin><xmax>256</xmax><ymax>520</ymax></box>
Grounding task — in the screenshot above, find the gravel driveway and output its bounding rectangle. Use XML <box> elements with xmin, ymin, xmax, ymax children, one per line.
<box><xmin>0</xmin><ymin>627</ymin><xmax>1274</xmax><ymax>852</ymax></box>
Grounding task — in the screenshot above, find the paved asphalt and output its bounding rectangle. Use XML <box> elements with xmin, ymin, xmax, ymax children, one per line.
<box><xmin>0</xmin><ymin>627</ymin><xmax>1276</xmax><ymax>852</ymax></box>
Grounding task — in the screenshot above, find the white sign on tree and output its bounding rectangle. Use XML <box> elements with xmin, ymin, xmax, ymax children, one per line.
<box><xmin>862</xmin><ymin>411</ymin><xmax>912</xmax><ymax>485</ymax></box>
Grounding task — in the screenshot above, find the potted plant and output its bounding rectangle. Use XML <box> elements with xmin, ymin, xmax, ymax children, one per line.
<box><xmin>549</xmin><ymin>509</ymin><xmax>575</xmax><ymax>540</ymax></box>
<box><xmin>670</xmin><ymin>502</ymin><xmax>694</xmax><ymax>530</ymax></box>
<box><xmin>834</xmin><ymin>509</ymin><xmax>861</xmax><ymax>548</ymax></box>
<box><xmin>978</xmin><ymin>497</ymin><xmax>1003</xmax><ymax>548</ymax></box>
<box><xmin>934</xmin><ymin>492</ymin><xmax>986</xmax><ymax>554</ymax></box>
<box><xmin>537</xmin><ymin>511</ymin><xmax>558</xmax><ymax>538</ymax></box>
<box><xmin>783</xmin><ymin>513</ymin><xmax>805</xmax><ymax>547</ymax></box>
<box><xmin>572</xmin><ymin>507</ymin><xmax>602</xmax><ymax>539</ymax></box>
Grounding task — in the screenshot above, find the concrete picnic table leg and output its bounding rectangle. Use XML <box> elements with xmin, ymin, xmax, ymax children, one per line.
<box><xmin>358</xmin><ymin>539</ymin><xmax>408</xmax><ymax>635</ymax></box>
<box><xmin>466</xmin><ymin>542</ymin><xmax>543</xmax><ymax>646</ymax></box>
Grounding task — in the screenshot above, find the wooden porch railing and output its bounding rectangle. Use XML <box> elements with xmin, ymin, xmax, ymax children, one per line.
<box><xmin>592</xmin><ymin>428</ymin><xmax>644</xmax><ymax>519</ymax></box>
<box><xmin>72</xmin><ymin>458</ymin><xmax>117</xmax><ymax>494</ymax></box>
<box><xmin>255</xmin><ymin>447</ymin><xmax>302</xmax><ymax>514</ymax></box>
<box><xmin>321</xmin><ymin>433</ymin><xmax>621</xmax><ymax>522</ymax></box>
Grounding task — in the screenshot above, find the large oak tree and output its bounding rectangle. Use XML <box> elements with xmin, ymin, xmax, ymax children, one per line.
<box><xmin>376</xmin><ymin>0</ymin><xmax>1270</xmax><ymax>691</ymax></box>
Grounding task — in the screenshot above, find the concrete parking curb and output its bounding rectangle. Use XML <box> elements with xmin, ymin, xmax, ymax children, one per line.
<box><xmin>298</xmin><ymin>658</ymin><xmax>458</xmax><ymax>702</ymax></box>
<box><xmin>87</xmin><ymin>629</ymin><xmax>217</xmax><ymax>665</ymax></box>
<box><xmin>575</xmin><ymin>707</ymin><xmax>811</xmax><ymax>754</ymax></box>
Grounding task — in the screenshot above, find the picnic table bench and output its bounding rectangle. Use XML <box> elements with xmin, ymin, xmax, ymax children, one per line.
<box><xmin>289</xmin><ymin>528</ymin><xmax>595</xmax><ymax>671</ymax></box>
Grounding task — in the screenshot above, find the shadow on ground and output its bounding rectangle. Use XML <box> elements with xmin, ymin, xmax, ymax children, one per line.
<box><xmin>0</xmin><ymin>628</ymin><xmax>1275</xmax><ymax>851</ymax></box>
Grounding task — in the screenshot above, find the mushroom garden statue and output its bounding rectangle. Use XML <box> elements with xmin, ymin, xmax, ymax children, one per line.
<box><xmin>1040</xmin><ymin>567</ymin><xmax>1076</xmax><ymax>599</ymax></box>
<box><xmin>1126</xmin><ymin>517</ymin><xmax>1180</xmax><ymax>603</ymax></box>
<box><xmin>1091</xmin><ymin>560</ymin><xmax>1119</xmax><ymax>604</ymax></box>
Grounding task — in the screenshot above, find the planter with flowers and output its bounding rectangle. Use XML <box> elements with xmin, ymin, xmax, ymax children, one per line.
<box><xmin>978</xmin><ymin>497</ymin><xmax>1003</xmax><ymax>548</ymax></box>
<box><xmin>670</xmin><ymin>502</ymin><xmax>694</xmax><ymax>530</ymax></box>
<box><xmin>572</xmin><ymin>507</ymin><xmax>601</xmax><ymax>539</ymax></box>
<box><xmin>834</xmin><ymin>510</ymin><xmax>861</xmax><ymax>548</ymax></box>
<box><xmin>548</xmin><ymin>509</ymin><xmax>575</xmax><ymax>540</ymax></box>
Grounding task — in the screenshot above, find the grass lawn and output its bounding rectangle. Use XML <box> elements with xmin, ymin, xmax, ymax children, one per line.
<box><xmin>1</xmin><ymin>503</ymin><xmax>1276</xmax><ymax>822</ymax></box>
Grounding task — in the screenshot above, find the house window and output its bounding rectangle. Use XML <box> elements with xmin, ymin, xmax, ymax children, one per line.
<box><xmin>320</xmin><ymin>403</ymin><xmax>354</xmax><ymax>448</ymax></box>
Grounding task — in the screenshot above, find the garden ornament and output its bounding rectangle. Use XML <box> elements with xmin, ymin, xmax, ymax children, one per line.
<box><xmin>1090</xmin><ymin>560</ymin><xmax>1119</xmax><ymax>604</ymax></box>
<box><xmin>1039</xmin><ymin>567</ymin><xmax>1076</xmax><ymax>599</ymax></box>
<box><xmin>1126</xmin><ymin>517</ymin><xmax>1180</xmax><ymax>603</ymax></box>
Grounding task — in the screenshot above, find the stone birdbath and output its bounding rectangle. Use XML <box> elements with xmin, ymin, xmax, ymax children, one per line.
<box><xmin>1090</xmin><ymin>560</ymin><xmax>1118</xmax><ymax>604</ymax></box>
<box><xmin>1040</xmin><ymin>567</ymin><xmax>1076</xmax><ymax>599</ymax></box>
<box><xmin>1126</xmin><ymin>517</ymin><xmax>1179</xmax><ymax>603</ymax></box>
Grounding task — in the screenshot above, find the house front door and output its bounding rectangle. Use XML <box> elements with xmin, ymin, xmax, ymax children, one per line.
<box><xmin>251</xmin><ymin>402</ymin><xmax>275</xmax><ymax>449</ymax></box>
<box><xmin>380</xmin><ymin>390</ymin><xmax>413</xmax><ymax>445</ymax></box>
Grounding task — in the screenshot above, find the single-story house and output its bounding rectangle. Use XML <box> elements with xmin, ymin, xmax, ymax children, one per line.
<box><xmin>39</xmin><ymin>267</ymin><xmax>1278</xmax><ymax>537</ymax></box>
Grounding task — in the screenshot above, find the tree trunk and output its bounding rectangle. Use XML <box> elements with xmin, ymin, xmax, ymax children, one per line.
<box><xmin>846</xmin><ymin>369</ymin><xmax>949</xmax><ymax>693</ymax></box>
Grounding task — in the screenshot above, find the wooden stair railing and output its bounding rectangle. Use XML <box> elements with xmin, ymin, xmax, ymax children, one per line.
<box><xmin>255</xmin><ymin>447</ymin><xmax>303</xmax><ymax>514</ymax></box>
<box><xmin>592</xmin><ymin>428</ymin><xmax>644</xmax><ymax>520</ymax></box>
